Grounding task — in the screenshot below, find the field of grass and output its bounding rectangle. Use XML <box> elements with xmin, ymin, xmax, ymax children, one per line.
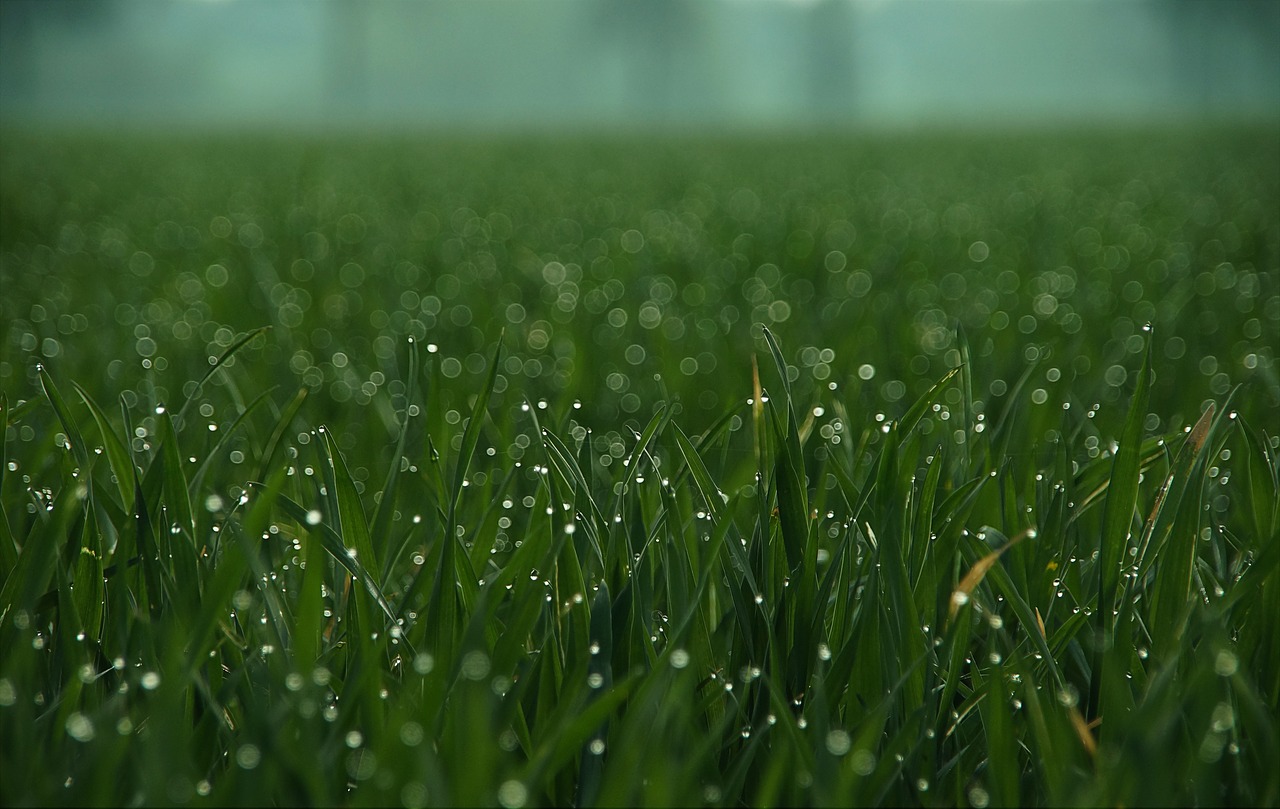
<box><xmin>1</xmin><ymin>129</ymin><xmax>1278</xmax><ymax>807</ymax></box>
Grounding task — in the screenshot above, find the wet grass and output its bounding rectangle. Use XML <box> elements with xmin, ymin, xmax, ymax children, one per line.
<box><xmin>1</xmin><ymin>129</ymin><xmax>1278</xmax><ymax>806</ymax></box>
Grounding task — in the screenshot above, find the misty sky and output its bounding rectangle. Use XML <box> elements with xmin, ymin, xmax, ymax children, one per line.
<box><xmin>1</xmin><ymin>0</ymin><xmax>1277</xmax><ymax>131</ymax></box>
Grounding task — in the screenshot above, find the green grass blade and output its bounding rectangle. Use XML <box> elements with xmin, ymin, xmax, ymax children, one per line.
<box><xmin>956</xmin><ymin>322</ymin><xmax>974</xmax><ymax>471</ymax></box>
<box><xmin>153</xmin><ymin>411</ymin><xmax>200</xmax><ymax>623</ymax></box>
<box><xmin>611</xmin><ymin>402</ymin><xmax>669</xmax><ymax>520</ymax></box>
<box><xmin>537</xmin><ymin>425</ymin><xmax>607</xmax><ymax>569</ymax></box>
<box><xmin>249</xmin><ymin>384</ymin><xmax>308</xmax><ymax>487</ymax></box>
<box><xmin>371</xmin><ymin>339</ymin><xmax>417</xmax><ymax>579</ymax></box>
<box><xmin>132</xmin><ymin>473</ymin><xmax>164</xmax><ymax>621</ymax></box>
<box><xmin>761</xmin><ymin>326</ymin><xmax>799</xmax><ymax>427</ymax></box>
<box><xmin>451</xmin><ymin>330</ymin><xmax>503</xmax><ymax>517</ymax></box>
<box><xmin>156</xmin><ymin>411</ymin><xmax>195</xmax><ymax>538</ymax></box>
<box><xmin>70</xmin><ymin>494</ymin><xmax>104</xmax><ymax>645</ymax></box>
<box><xmin>273</xmin><ymin>491</ymin><xmax>398</xmax><ymax>627</ymax></box>
<box><xmin>2</xmin><ymin>394</ymin><xmax>40</xmax><ymax>428</ymax></box>
<box><xmin>0</xmin><ymin>396</ymin><xmax>14</xmax><ymax>574</ymax></box>
<box><xmin>767</xmin><ymin>395</ymin><xmax>809</xmax><ymax>576</ymax></box>
<box><xmin>72</xmin><ymin>383</ymin><xmax>136</xmax><ymax>511</ymax></box>
<box><xmin>175</xmin><ymin>325</ymin><xmax>270</xmax><ymax>424</ymax></box>
<box><xmin>1088</xmin><ymin>331</ymin><xmax>1152</xmax><ymax>723</ymax></box>
<box><xmin>0</xmin><ymin>499</ymin><xmax>15</xmax><ymax>577</ymax></box>
<box><xmin>320</xmin><ymin>426</ymin><xmax>380</xmax><ymax>581</ymax></box>
<box><xmin>1133</xmin><ymin>402</ymin><xmax>1215</xmax><ymax>581</ymax></box>
<box><xmin>973</xmin><ymin>661</ymin><xmax>1020</xmax><ymax>807</ymax></box>
<box><xmin>671</xmin><ymin>422</ymin><xmax>726</xmax><ymax>522</ymax></box>
<box><xmin>575</xmin><ymin>581</ymin><xmax>614</xmax><ymax>806</ymax></box>
<box><xmin>899</xmin><ymin>366</ymin><xmax>961</xmax><ymax>439</ymax></box>
<box><xmin>39</xmin><ymin>365</ymin><xmax>90</xmax><ymax>472</ymax></box>
<box><xmin>188</xmin><ymin>387</ymin><xmax>275</xmax><ymax>494</ymax></box>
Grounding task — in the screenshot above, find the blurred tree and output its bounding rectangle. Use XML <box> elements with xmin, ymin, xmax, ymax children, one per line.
<box><xmin>328</xmin><ymin>0</ymin><xmax>371</xmax><ymax>117</ymax></box>
<box><xmin>1156</xmin><ymin>0</ymin><xmax>1280</xmax><ymax>114</ymax></box>
<box><xmin>807</xmin><ymin>0</ymin><xmax>859</xmax><ymax>124</ymax></box>
<box><xmin>592</xmin><ymin>0</ymin><xmax>701</xmax><ymax>123</ymax></box>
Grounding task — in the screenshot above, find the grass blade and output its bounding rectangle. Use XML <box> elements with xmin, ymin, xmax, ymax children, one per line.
<box><xmin>320</xmin><ymin>426</ymin><xmax>380</xmax><ymax>580</ymax></box>
<box><xmin>451</xmin><ymin>330</ymin><xmax>503</xmax><ymax>517</ymax></box>
<box><xmin>175</xmin><ymin>325</ymin><xmax>270</xmax><ymax>424</ymax></box>
<box><xmin>72</xmin><ymin>383</ymin><xmax>136</xmax><ymax>511</ymax></box>
<box><xmin>39</xmin><ymin>365</ymin><xmax>90</xmax><ymax>471</ymax></box>
<box><xmin>899</xmin><ymin>366</ymin><xmax>961</xmax><ymax>439</ymax></box>
<box><xmin>671</xmin><ymin>422</ymin><xmax>726</xmax><ymax>522</ymax></box>
<box><xmin>273</xmin><ymin>491</ymin><xmax>398</xmax><ymax>627</ymax></box>
<box><xmin>949</xmin><ymin>526</ymin><xmax>1034</xmax><ymax>621</ymax></box>
<box><xmin>249</xmin><ymin>385</ymin><xmax>308</xmax><ymax>487</ymax></box>
<box><xmin>371</xmin><ymin>338</ymin><xmax>417</xmax><ymax>579</ymax></box>
<box><xmin>1088</xmin><ymin>331</ymin><xmax>1152</xmax><ymax>724</ymax></box>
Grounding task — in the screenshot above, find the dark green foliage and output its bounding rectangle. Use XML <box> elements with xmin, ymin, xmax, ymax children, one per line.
<box><xmin>1</xmin><ymin>130</ymin><xmax>1277</xmax><ymax>806</ymax></box>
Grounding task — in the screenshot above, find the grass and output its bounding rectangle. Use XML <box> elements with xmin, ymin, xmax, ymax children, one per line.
<box><xmin>1</xmin><ymin>128</ymin><xmax>1278</xmax><ymax>807</ymax></box>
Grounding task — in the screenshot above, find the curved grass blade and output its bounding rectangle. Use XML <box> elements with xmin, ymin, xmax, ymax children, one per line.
<box><xmin>2</xmin><ymin>395</ymin><xmax>40</xmax><ymax>428</ymax></box>
<box><xmin>671</xmin><ymin>422</ymin><xmax>726</xmax><ymax>522</ymax></box>
<box><xmin>320</xmin><ymin>426</ymin><xmax>379</xmax><ymax>579</ymax></box>
<box><xmin>180</xmin><ymin>465</ymin><xmax>286</xmax><ymax>675</ymax></box>
<box><xmin>221</xmin><ymin>515</ymin><xmax>291</xmax><ymax>654</ymax></box>
<box><xmin>948</xmin><ymin>526</ymin><xmax>1035</xmax><ymax>622</ymax></box>
<box><xmin>249</xmin><ymin>384</ymin><xmax>308</xmax><ymax>487</ymax></box>
<box><xmin>68</xmin><ymin>494</ymin><xmax>103</xmax><ymax>645</ymax></box>
<box><xmin>1132</xmin><ymin>401</ymin><xmax>1215</xmax><ymax>580</ymax></box>
<box><xmin>1238</xmin><ymin>414</ymin><xmax>1280</xmax><ymax>547</ymax></box>
<box><xmin>870</xmin><ymin>421</ymin><xmax>926</xmax><ymax>715</ymax></box>
<box><xmin>1147</xmin><ymin>407</ymin><xmax>1232</xmax><ymax>658</ymax></box>
<box><xmin>39</xmin><ymin>365</ymin><xmax>90</xmax><ymax>472</ymax></box>
<box><xmin>175</xmin><ymin>325</ymin><xmax>270</xmax><ymax>424</ymax></box>
<box><xmin>520</xmin><ymin>677</ymin><xmax>635</xmax><ymax>791</ymax></box>
<box><xmin>0</xmin><ymin>482</ymin><xmax>78</xmax><ymax>619</ymax></box>
<box><xmin>971</xmin><ymin>661</ymin><xmax>1020</xmax><ymax>806</ymax></box>
<box><xmin>899</xmin><ymin>366</ymin><xmax>961</xmax><ymax>439</ymax></box>
<box><xmin>1066</xmin><ymin>438</ymin><xmax>1168</xmax><ymax>534</ymax></box>
<box><xmin>273</xmin><ymin>491</ymin><xmax>398</xmax><ymax>628</ymax></box>
<box><xmin>538</xmin><ymin>425</ymin><xmax>607</xmax><ymax>569</ymax></box>
<box><xmin>188</xmin><ymin>387</ymin><xmax>275</xmax><ymax>494</ymax></box>
<box><xmin>71</xmin><ymin>383</ymin><xmax>136</xmax><ymax>511</ymax></box>
<box><xmin>156</xmin><ymin>411</ymin><xmax>195</xmax><ymax>538</ymax></box>
<box><xmin>610</xmin><ymin>402</ymin><xmax>669</xmax><ymax>520</ymax></box>
<box><xmin>155</xmin><ymin>410</ymin><xmax>200</xmax><ymax>619</ymax></box>
<box><xmin>987</xmin><ymin>356</ymin><xmax>1040</xmax><ymax>464</ymax></box>
<box><xmin>761</xmin><ymin>326</ymin><xmax>796</xmax><ymax>424</ymax></box>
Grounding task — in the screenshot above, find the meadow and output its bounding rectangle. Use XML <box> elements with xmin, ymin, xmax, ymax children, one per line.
<box><xmin>0</xmin><ymin>128</ymin><xmax>1277</xmax><ymax>807</ymax></box>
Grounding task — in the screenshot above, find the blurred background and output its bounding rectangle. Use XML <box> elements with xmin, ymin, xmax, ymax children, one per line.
<box><xmin>2</xmin><ymin>0</ymin><xmax>1278</xmax><ymax>133</ymax></box>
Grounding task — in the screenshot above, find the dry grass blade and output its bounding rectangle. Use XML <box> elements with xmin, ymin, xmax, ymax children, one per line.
<box><xmin>1068</xmin><ymin>707</ymin><xmax>1099</xmax><ymax>758</ymax></box>
<box><xmin>949</xmin><ymin>526</ymin><xmax>1036</xmax><ymax>621</ymax></box>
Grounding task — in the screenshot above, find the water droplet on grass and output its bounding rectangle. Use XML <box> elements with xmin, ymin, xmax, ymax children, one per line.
<box><xmin>1214</xmin><ymin>650</ymin><xmax>1238</xmax><ymax>676</ymax></box>
<box><xmin>236</xmin><ymin>744</ymin><xmax>261</xmax><ymax>769</ymax></box>
<box><xmin>497</xmin><ymin>781</ymin><xmax>528</xmax><ymax>809</ymax></box>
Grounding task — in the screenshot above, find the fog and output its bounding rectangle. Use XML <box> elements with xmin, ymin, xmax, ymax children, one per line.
<box><xmin>1</xmin><ymin>0</ymin><xmax>1277</xmax><ymax>132</ymax></box>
